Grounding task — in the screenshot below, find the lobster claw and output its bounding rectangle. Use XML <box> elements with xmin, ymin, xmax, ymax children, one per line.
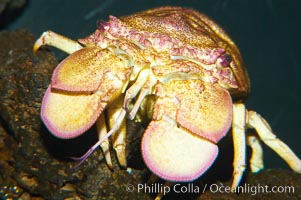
<box><xmin>142</xmin><ymin>80</ymin><xmax>232</xmax><ymax>181</ymax></box>
<box><xmin>176</xmin><ymin>80</ymin><xmax>233</xmax><ymax>143</ymax></box>
<box><xmin>51</xmin><ymin>47</ymin><xmax>107</xmax><ymax>91</ymax></box>
<box><xmin>41</xmin><ymin>47</ymin><xmax>131</xmax><ymax>139</ymax></box>
<box><xmin>142</xmin><ymin>119</ymin><xmax>219</xmax><ymax>181</ymax></box>
<box><xmin>41</xmin><ymin>86</ymin><xmax>106</xmax><ymax>138</ymax></box>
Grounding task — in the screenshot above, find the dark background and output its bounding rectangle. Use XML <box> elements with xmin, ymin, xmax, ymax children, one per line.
<box><xmin>3</xmin><ymin>0</ymin><xmax>301</xmax><ymax>170</ymax></box>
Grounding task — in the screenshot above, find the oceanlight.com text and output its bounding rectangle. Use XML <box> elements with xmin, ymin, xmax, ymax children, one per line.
<box><xmin>126</xmin><ymin>183</ymin><xmax>295</xmax><ymax>196</ymax></box>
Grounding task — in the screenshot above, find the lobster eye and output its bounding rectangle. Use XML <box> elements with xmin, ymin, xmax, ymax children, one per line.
<box><xmin>225</xmin><ymin>54</ymin><xmax>232</xmax><ymax>63</ymax></box>
<box><xmin>219</xmin><ymin>53</ymin><xmax>232</xmax><ymax>67</ymax></box>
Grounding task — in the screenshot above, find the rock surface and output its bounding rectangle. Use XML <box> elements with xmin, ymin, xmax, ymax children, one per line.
<box><xmin>0</xmin><ymin>29</ymin><xmax>149</xmax><ymax>200</ymax></box>
<box><xmin>0</xmin><ymin>30</ymin><xmax>300</xmax><ymax>200</ymax></box>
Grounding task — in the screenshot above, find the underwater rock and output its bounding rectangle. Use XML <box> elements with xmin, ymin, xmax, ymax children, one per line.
<box><xmin>0</xmin><ymin>30</ymin><xmax>300</xmax><ymax>200</ymax></box>
<box><xmin>0</xmin><ymin>29</ymin><xmax>149</xmax><ymax>200</ymax></box>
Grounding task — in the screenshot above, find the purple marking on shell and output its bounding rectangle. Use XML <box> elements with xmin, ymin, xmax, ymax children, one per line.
<box><xmin>108</xmin><ymin>16</ymin><xmax>128</xmax><ymax>36</ymax></box>
<box><xmin>217</xmin><ymin>53</ymin><xmax>232</xmax><ymax>67</ymax></box>
<box><xmin>105</xmin><ymin>16</ymin><xmax>225</xmax><ymax>65</ymax></box>
<box><xmin>150</xmin><ymin>33</ymin><xmax>173</xmax><ymax>49</ymax></box>
<box><xmin>214</xmin><ymin>68</ymin><xmax>238</xmax><ymax>88</ymax></box>
<box><xmin>96</xmin><ymin>20</ymin><xmax>110</xmax><ymax>32</ymax></box>
<box><xmin>171</xmin><ymin>47</ymin><xmax>225</xmax><ymax>64</ymax></box>
<box><xmin>78</xmin><ymin>29</ymin><xmax>106</xmax><ymax>47</ymax></box>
